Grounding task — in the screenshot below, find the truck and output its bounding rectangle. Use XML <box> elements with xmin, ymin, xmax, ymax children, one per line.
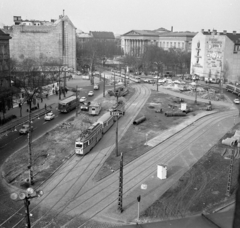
<box><xmin>109</xmin><ymin>100</ymin><xmax>125</xmax><ymax>117</ymax></box>
<box><xmin>89</xmin><ymin>102</ymin><xmax>102</xmax><ymax>116</ymax></box>
<box><xmin>93</xmin><ymin>83</ymin><xmax>99</xmax><ymax>90</ymax></box>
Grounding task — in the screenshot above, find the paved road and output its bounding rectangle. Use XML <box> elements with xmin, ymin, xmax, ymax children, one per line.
<box><xmin>1</xmin><ymin>82</ymin><xmax>237</xmax><ymax>228</ymax></box>
<box><xmin>2</xmin><ymin>84</ymin><xmax>151</xmax><ymax>228</ymax></box>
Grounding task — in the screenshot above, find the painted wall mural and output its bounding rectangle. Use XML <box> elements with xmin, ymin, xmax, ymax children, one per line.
<box><xmin>206</xmin><ymin>37</ymin><xmax>224</xmax><ymax>78</ymax></box>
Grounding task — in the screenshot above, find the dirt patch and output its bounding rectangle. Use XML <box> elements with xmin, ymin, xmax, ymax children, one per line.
<box><xmin>2</xmin><ymin>87</ymin><xmax>135</xmax><ymax>189</ymax></box>
<box><xmin>94</xmin><ymin>91</ymin><xmax>227</xmax><ymax>181</ymax></box>
<box><xmin>140</xmin><ymin>123</ymin><xmax>240</xmax><ymax>221</ymax></box>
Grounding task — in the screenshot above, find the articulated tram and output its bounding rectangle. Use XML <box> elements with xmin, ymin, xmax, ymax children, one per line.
<box><xmin>75</xmin><ymin>112</ymin><xmax>115</xmax><ymax>155</ymax></box>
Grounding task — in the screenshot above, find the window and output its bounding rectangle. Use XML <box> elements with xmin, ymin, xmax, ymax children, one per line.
<box><xmin>170</xmin><ymin>42</ymin><xmax>172</xmax><ymax>47</ymax></box>
<box><xmin>163</xmin><ymin>42</ymin><xmax>165</xmax><ymax>47</ymax></box>
<box><xmin>167</xmin><ymin>42</ymin><xmax>169</xmax><ymax>47</ymax></box>
<box><xmin>174</xmin><ymin>42</ymin><xmax>176</xmax><ymax>47</ymax></box>
<box><xmin>182</xmin><ymin>42</ymin><xmax>184</xmax><ymax>49</ymax></box>
<box><xmin>178</xmin><ymin>42</ymin><xmax>180</xmax><ymax>48</ymax></box>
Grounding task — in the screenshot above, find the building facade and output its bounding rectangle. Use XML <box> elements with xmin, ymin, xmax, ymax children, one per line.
<box><xmin>190</xmin><ymin>29</ymin><xmax>240</xmax><ymax>82</ymax></box>
<box><xmin>0</xmin><ymin>29</ymin><xmax>11</xmax><ymax>75</ymax></box>
<box><xmin>121</xmin><ymin>27</ymin><xmax>196</xmax><ymax>56</ymax></box>
<box><xmin>3</xmin><ymin>15</ymin><xmax>76</xmax><ymax>70</ymax></box>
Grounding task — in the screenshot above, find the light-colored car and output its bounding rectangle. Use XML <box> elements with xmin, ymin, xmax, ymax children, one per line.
<box><xmin>88</xmin><ymin>91</ymin><xmax>94</xmax><ymax>96</ymax></box>
<box><xmin>234</xmin><ymin>98</ymin><xmax>240</xmax><ymax>104</ymax></box>
<box><xmin>79</xmin><ymin>97</ymin><xmax>87</xmax><ymax>103</ymax></box>
<box><xmin>80</xmin><ymin>101</ymin><xmax>90</xmax><ymax>111</ymax></box>
<box><xmin>19</xmin><ymin>124</ymin><xmax>33</xmax><ymax>135</ymax></box>
<box><xmin>44</xmin><ymin>112</ymin><xmax>55</xmax><ymax>121</ymax></box>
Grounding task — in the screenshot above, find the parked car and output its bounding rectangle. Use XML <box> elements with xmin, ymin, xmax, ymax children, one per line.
<box><xmin>44</xmin><ymin>112</ymin><xmax>55</xmax><ymax>121</ymax></box>
<box><xmin>19</xmin><ymin>124</ymin><xmax>33</xmax><ymax>135</ymax></box>
<box><xmin>234</xmin><ymin>98</ymin><xmax>240</xmax><ymax>104</ymax></box>
<box><xmin>79</xmin><ymin>97</ymin><xmax>87</xmax><ymax>103</ymax></box>
<box><xmin>88</xmin><ymin>91</ymin><xmax>94</xmax><ymax>96</ymax></box>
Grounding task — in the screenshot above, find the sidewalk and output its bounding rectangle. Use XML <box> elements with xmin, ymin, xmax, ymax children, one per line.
<box><xmin>2</xmin><ymin>91</ymin><xmax>74</xmax><ymax>130</ymax></box>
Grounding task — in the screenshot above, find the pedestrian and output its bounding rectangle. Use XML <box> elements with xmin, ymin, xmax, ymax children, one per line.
<box><xmin>37</xmin><ymin>103</ymin><xmax>39</xmax><ymax>109</ymax></box>
<box><xmin>41</xmin><ymin>97</ymin><xmax>43</xmax><ymax>103</ymax></box>
<box><xmin>44</xmin><ymin>104</ymin><xmax>47</xmax><ymax>110</ymax></box>
<box><xmin>46</xmin><ymin>94</ymin><xmax>49</xmax><ymax>99</ymax></box>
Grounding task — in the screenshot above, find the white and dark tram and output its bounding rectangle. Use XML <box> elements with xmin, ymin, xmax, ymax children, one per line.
<box><xmin>75</xmin><ymin>112</ymin><xmax>115</xmax><ymax>155</ymax></box>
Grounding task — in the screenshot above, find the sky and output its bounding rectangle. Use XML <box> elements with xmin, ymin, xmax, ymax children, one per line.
<box><xmin>1</xmin><ymin>0</ymin><xmax>240</xmax><ymax>35</ymax></box>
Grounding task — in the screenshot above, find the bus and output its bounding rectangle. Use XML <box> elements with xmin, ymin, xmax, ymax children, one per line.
<box><xmin>226</xmin><ymin>84</ymin><xmax>236</xmax><ymax>93</ymax></box>
<box><xmin>58</xmin><ymin>96</ymin><xmax>77</xmax><ymax>113</ymax></box>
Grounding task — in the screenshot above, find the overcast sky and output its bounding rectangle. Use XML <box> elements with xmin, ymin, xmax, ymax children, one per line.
<box><xmin>1</xmin><ymin>0</ymin><xmax>240</xmax><ymax>35</ymax></box>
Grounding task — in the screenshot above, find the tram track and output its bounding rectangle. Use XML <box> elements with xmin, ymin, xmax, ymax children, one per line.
<box><xmin>3</xmin><ymin>85</ymin><xmax>235</xmax><ymax>227</ymax></box>
<box><xmin>37</xmin><ymin>109</ymin><xmax>236</xmax><ymax>227</ymax></box>
<box><xmin>61</xmin><ymin>109</ymin><xmax>236</xmax><ymax>227</ymax></box>
<box><xmin>4</xmin><ymin>84</ymin><xmax>151</xmax><ymax>228</ymax></box>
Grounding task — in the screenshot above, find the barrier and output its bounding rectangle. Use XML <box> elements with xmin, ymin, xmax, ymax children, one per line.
<box><xmin>133</xmin><ymin>116</ymin><xmax>146</xmax><ymax>125</ymax></box>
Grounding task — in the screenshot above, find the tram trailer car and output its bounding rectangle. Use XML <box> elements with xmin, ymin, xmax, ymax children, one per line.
<box><xmin>75</xmin><ymin>112</ymin><xmax>115</xmax><ymax>155</ymax></box>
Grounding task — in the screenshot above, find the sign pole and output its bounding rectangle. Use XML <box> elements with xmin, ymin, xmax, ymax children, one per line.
<box><xmin>137</xmin><ymin>195</ymin><xmax>141</xmax><ymax>222</ymax></box>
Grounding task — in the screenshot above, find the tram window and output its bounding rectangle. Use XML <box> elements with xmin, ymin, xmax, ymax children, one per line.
<box><xmin>75</xmin><ymin>143</ymin><xmax>82</xmax><ymax>148</ymax></box>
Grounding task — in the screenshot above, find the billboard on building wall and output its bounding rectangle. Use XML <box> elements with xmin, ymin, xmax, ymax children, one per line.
<box><xmin>205</xmin><ymin>36</ymin><xmax>224</xmax><ymax>78</ymax></box>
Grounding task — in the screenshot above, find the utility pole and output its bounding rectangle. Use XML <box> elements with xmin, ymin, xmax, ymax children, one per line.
<box><xmin>28</xmin><ymin>102</ymin><xmax>33</xmax><ymax>185</ymax></box>
<box><xmin>76</xmin><ymin>85</ymin><xmax>79</xmax><ymax>117</ymax></box>
<box><xmin>226</xmin><ymin>149</ymin><xmax>234</xmax><ymax>197</ymax></box>
<box><xmin>195</xmin><ymin>80</ymin><xmax>198</xmax><ymax>104</ymax></box>
<box><xmin>103</xmin><ymin>74</ymin><xmax>105</xmax><ymax>97</ymax></box>
<box><xmin>125</xmin><ymin>68</ymin><xmax>127</xmax><ymax>87</ymax></box>
<box><xmin>24</xmin><ymin>197</ymin><xmax>31</xmax><ymax>228</ymax></box>
<box><xmin>118</xmin><ymin>152</ymin><xmax>123</xmax><ymax>213</ymax></box>
<box><xmin>58</xmin><ymin>68</ymin><xmax>61</xmax><ymax>100</ymax></box>
<box><xmin>115</xmin><ymin>94</ymin><xmax>119</xmax><ymax>157</ymax></box>
<box><xmin>114</xmin><ymin>71</ymin><xmax>116</xmax><ymax>92</ymax></box>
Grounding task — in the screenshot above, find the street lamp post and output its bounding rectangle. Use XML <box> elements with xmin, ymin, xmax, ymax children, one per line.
<box><xmin>10</xmin><ymin>188</ymin><xmax>44</xmax><ymax>228</ymax></box>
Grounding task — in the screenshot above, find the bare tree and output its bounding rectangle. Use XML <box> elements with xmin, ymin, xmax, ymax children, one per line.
<box><xmin>14</xmin><ymin>57</ymin><xmax>52</xmax><ymax>185</ymax></box>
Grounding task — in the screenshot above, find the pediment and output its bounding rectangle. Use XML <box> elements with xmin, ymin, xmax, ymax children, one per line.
<box><xmin>122</xmin><ymin>30</ymin><xmax>141</xmax><ymax>36</ymax></box>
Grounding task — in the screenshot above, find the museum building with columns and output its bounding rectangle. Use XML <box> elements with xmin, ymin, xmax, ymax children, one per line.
<box><xmin>121</xmin><ymin>27</ymin><xmax>196</xmax><ymax>56</ymax></box>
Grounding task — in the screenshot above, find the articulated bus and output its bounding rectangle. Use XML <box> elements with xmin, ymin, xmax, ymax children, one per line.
<box><xmin>58</xmin><ymin>96</ymin><xmax>77</xmax><ymax>113</ymax></box>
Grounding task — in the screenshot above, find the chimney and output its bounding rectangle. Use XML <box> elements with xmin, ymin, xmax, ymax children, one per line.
<box><xmin>171</xmin><ymin>26</ymin><xmax>173</xmax><ymax>32</ymax></box>
<box><xmin>13</xmin><ymin>16</ymin><xmax>22</xmax><ymax>25</ymax></box>
<box><xmin>223</xmin><ymin>30</ymin><xmax>227</xmax><ymax>34</ymax></box>
<box><xmin>233</xmin><ymin>31</ymin><xmax>236</xmax><ymax>35</ymax></box>
<box><xmin>208</xmin><ymin>29</ymin><xmax>211</xmax><ymax>33</ymax></box>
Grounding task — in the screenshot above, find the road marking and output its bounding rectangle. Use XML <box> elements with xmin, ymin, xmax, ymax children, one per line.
<box><xmin>43</xmin><ymin>122</ymin><xmax>47</xmax><ymax>124</ymax></box>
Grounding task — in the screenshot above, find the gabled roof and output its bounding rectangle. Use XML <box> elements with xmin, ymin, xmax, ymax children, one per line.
<box><xmin>0</xmin><ymin>29</ymin><xmax>11</xmax><ymax>40</ymax></box>
<box><xmin>122</xmin><ymin>30</ymin><xmax>160</xmax><ymax>37</ymax></box>
<box><xmin>90</xmin><ymin>31</ymin><xmax>115</xmax><ymax>39</ymax></box>
<box><xmin>152</xmin><ymin>27</ymin><xmax>170</xmax><ymax>33</ymax></box>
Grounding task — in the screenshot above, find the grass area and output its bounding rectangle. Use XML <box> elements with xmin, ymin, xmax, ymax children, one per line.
<box><xmin>2</xmin><ymin>87</ymin><xmax>135</xmax><ymax>189</ymax></box>
<box><xmin>94</xmin><ymin>90</ymin><xmax>228</xmax><ymax>181</ymax></box>
<box><xmin>141</xmin><ymin>123</ymin><xmax>240</xmax><ymax>221</ymax></box>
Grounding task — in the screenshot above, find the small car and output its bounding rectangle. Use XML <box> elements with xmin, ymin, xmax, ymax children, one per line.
<box><xmin>80</xmin><ymin>101</ymin><xmax>90</xmax><ymax>111</ymax></box>
<box><xmin>44</xmin><ymin>112</ymin><xmax>55</xmax><ymax>121</ymax></box>
<box><xmin>88</xmin><ymin>91</ymin><xmax>94</xmax><ymax>96</ymax></box>
<box><xmin>79</xmin><ymin>97</ymin><xmax>87</xmax><ymax>103</ymax></box>
<box><xmin>19</xmin><ymin>124</ymin><xmax>33</xmax><ymax>135</ymax></box>
<box><xmin>234</xmin><ymin>99</ymin><xmax>240</xmax><ymax>104</ymax></box>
